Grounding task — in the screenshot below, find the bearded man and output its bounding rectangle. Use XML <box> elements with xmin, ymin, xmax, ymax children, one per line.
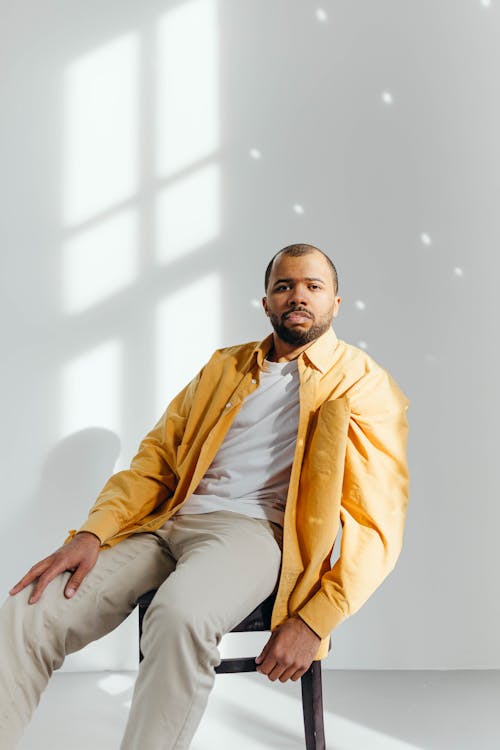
<box><xmin>1</xmin><ymin>244</ymin><xmax>410</xmax><ymax>749</ymax></box>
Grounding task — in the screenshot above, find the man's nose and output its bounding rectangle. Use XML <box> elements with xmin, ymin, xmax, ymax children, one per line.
<box><xmin>287</xmin><ymin>285</ymin><xmax>309</xmax><ymax>306</ymax></box>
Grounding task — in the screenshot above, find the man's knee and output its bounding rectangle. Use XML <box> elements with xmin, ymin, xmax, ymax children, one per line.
<box><xmin>140</xmin><ymin>593</ymin><xmax>223</xmax><ymax>653</ymax></box>
<box><xmin>1</xmin><ymin>579</ymin><xmax>69</xmax><ymax>673</ymax></box>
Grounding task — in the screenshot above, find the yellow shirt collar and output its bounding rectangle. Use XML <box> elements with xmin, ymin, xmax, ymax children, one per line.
<box><xmin>253</xmin><ymin>326</ymin><xmax>339</xmax><ymax>374</ymax></box>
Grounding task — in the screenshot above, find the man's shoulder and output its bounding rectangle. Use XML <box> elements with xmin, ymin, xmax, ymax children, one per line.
<box><xmin>214</xmin><ymin>339</ymin><xmax>262</xmax><ymax>355</ymax></box>
<box><xmin>333</xmin><ymin>339</ymin><xmax>410</xmax><ymax>412</ymax></box>
<box><xmin>200</xmin><ymin>339</ymin><xmax>264</xmax><ymax>373</ymax></box>
<box><xmin>333</xmin><ymin>338</ymin><xmax>384</xmax><ymax>377</ymax></box>
<box><xmin>209</xmin><ymin>338</ymin><xmax>263</xmax><ymax>361</ymax></box>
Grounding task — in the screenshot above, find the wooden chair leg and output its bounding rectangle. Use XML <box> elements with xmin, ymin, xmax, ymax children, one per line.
<box><xmin>301</xmin><ymin>660</ymin><xmax>326</xmax><ymax>750</ymax></box>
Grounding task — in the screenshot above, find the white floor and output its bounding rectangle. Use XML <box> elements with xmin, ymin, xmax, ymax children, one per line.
<box><xmin>17</xmin><ymin>669</ymin><xmax>499</xmax><ymax>750</ymax></box>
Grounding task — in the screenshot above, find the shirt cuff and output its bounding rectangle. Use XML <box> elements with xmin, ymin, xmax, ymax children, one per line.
<box><xmin>64</xmin><ymin>511</ymin><xmax>122</xmax><ymax>547</ymax></box>
<box><xmin>296</xmin><ymin>589</ymin><xmax>347</xmax><ymax>640</ymax></box>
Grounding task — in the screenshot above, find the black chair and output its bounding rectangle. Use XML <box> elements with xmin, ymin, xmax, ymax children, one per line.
<box><xmin>137</xmin><ymin>589</ymin><xmax>327</xmax><ymax>750</ymax></box>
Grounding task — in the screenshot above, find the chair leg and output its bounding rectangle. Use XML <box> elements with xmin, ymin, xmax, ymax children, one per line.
<box><xmin>301</xmin><ymin>660</ymin><xmax>326</xmax><ymax>750</ymax></box>
<box><xmin>138</xmin><ymin>602</ymin><xmax>147</xmax><ymax>662</ymax></box>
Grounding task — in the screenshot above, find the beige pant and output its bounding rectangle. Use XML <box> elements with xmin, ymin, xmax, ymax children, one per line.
<box><xmin>0</xmin><ymin>511</ymin><xmax>283</xmax><ymax>749</ymax></box>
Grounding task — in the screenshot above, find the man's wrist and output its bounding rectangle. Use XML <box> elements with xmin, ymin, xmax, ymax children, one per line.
<box><xmin>74</xmin><ymin>531</ymin><xmax>101</xmax><ymax>545</ymax></box>
<box><xmin>294</xmin><ymin>614</ymin><xmax>321</xmax><ymax>640</ymax></box>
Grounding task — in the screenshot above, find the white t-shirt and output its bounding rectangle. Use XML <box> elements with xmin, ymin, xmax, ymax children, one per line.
<box><xmin>176</xmin><ymin>357</ymin><xmax>300</xmax><ymax>526</ymax></box>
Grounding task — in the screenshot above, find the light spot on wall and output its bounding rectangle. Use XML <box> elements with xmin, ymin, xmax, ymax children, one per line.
<box><xmin>62</xmin><ymin>209</ymin><xmax>138</xmax><ymax>314</ymax></box>
<box><xmin>60</xmin><ymin>339</ymin><xmax>122</xmax><ymax>438</ymax></box>
<box><xmin>156</xmin><ymin>273</ymin><xmax>221</xmax><ymax>412</ymax></box>
<box><xmin>62</xmin><ymin>34</ymin><xmax>139</xmax><ymax>226</ymax></box>
<box><xmin>155</xmin><ymin>163</ymin><xmax>220</xmax><ymax>264</ymax></box>
<box><xmin>156</xmin><ymin>0</ymin><xmax>219</xmax><ymax>178</ymax></box>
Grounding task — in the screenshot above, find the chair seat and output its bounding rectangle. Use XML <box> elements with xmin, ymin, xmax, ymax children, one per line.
<box><xmin>136</xmin><ymin>589</ymin><xmax>276</xmax><ymax>633</ymax></box>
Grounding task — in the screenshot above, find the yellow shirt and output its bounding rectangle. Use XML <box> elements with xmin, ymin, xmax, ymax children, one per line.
<box><xmin>68</xmin><ymin>327</ymin><xmax>410</xmax><ymax>660</ymax></box>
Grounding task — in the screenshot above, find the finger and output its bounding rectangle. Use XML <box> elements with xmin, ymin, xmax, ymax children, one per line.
<box><xmin>64</xmin><ymin>562</ymin><xmax>93</xmax><ymax>598</ymax></box>
<box><xmin>267</xmin><ymin>662</ymin><xmax>286</xmax><ymax>682</ymax></box>
<box><xmin>9</xmin><ymin>558</ymin><xmax>53</xmax><ymax>596</ymax></box>
<box><xmin>255</xmin><ymin>650</ymin><xmax>266</xmax><ymax>666</ymax></box>
<box><xmin>290</xmin><ymin>667</ymin><xmax>307</xmax><ymax>682</ymax></box>
<box><xmin>28</xmin><ymin>561</ymin><xmax>69</xmax><ymax>604</ymax></box>
<box><xmin>255</xmin><ymin>652</ymin><xmax>276</xmax><ymax>675</ymax></box>
<box><xmin>255</xmin><ymin>633</ymin><xmax>276</xmax><ymax>665</ymax></box>
<box><xmin>257</xmin><ymin>651</ymin><xmax>286</xmax><ymax>680</ymax></box>
<box><xmin>9</xmin><ymin>576</ymin><xmax>36</xmax><ymax>596</ymax></box>
<box><xmin>279</xmin><ymin>664</ymin><xmax>300</xmax><ymax>683</ymax></box>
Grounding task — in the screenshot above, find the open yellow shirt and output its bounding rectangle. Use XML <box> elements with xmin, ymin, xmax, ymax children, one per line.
<box><xmin>68</xmin><ymin>327</ymin><xmax>410</xmax><ymax>660</ymax></box>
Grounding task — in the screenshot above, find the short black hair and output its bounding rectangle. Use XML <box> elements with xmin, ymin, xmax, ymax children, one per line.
<box><xmin>264</xmin><ymin>243</ymin><xmax>339</xmax><ymax>295</ymax></box>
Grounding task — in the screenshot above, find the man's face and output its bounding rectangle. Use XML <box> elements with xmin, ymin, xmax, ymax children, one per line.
<box><xmin>262</xmin><ymin>251</ymin><xmax>341</xmax><ymax>346</ymax></box>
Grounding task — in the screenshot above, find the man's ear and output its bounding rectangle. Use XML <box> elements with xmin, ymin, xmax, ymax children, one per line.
<box><xmin>262</xmin><ymin>296</ymin><xmax>269</xmax><ymax>316</ymax></box>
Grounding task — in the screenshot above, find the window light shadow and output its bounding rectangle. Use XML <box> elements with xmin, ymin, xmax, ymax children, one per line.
<box><xmin>60</xmin><ymin>338</ymin><xmax>122</xmax><ymax>442</ymax></box>
<box><xmin>62</xmin><ymin>208</ymin><xmax>139</xmax><ymax>314</ymax></box>
<box><xmin>156</xmin><ymin>272</ymin><xmax>221</xmax><ymax>410</ymax></box>
<box><xmin>155</xmin><ymin>162</ymin><xmax>221</xmax><ymax>265</ymax></box>
<box><xmin>156</xmin><ymin>0</ymin><xmax>219</xmax><ymax>178</ymax></box>
<box><xmin>62</xmin><ymin>33</ymin><xmax>140</xmax><ymax>227</ymax></box>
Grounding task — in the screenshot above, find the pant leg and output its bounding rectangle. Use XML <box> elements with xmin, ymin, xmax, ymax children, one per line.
<box><xmin>121</xmin><ymin>511</ymin><xmax>283</xmax><ymax>750</ymax></box>
<box><xmin>0</xmin><ymin>532</ymin><xmax>176</xmax><ymax>749</ymax></box>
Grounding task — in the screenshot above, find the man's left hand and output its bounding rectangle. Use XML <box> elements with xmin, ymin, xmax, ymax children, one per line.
<box><xmin>255</xmin><ymin>615</ymin><xmax>321</xmax><ymax>682</ymax></box>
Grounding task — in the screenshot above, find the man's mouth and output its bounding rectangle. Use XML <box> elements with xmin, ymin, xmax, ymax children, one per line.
<box><xmin>284</xmin><ymin>311</ymin><xmax>312</xmax><ymax>324</ymax></box>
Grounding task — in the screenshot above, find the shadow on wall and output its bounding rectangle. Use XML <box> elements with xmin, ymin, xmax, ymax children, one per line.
<box><xmin>4</xmin><ymin>428</ymin><xmax>120</xmax><ymax>587</ymax></box>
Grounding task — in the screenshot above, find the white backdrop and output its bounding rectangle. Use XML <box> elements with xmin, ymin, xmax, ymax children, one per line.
<box><xmin>1</xmin><ymin>0</ymin><xmax>498</xmax><ymax>671</ymax></box>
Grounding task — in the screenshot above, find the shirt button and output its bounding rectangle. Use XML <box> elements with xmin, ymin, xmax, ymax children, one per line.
<box><xmin>226</xmin><ymin>402</ymin><xmax>232</xmax><ymax>408</ymax></box>
<box><xmin>251</xmin><ymin>378</ymin><xmax>257</xmax><ymax>385</ymax></box>
<box><xmin>297</xmin><ymin>438</ymin><xmax>304</xmax><ymax>447</ymax></box>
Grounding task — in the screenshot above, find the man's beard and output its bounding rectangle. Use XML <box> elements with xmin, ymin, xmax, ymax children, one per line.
<box><xmin>268</xmin><ymin>309</ymin><xmax>333</xmax><ymax>346</ymax></box>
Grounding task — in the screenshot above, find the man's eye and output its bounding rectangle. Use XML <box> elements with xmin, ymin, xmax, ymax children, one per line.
<box><xmin>276</xmin><ymin>285</ymin><xmax>289</xmax><ymax>291</ymax></box>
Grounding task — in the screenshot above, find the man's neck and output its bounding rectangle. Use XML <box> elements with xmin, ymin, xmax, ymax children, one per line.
<box><xmin>266</xmin><ymin>337</ymin><xmax>314</xmax><ymax>363</ymax></box>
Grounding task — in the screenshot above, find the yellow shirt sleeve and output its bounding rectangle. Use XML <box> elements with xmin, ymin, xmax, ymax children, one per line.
<box><xmin>298</xmin><ymin>368</ymin><xmax>410</xmax><ymax>639</ymax></box>
<box><xmin>68</xmin><ymin>368</ymin><xmax>204</xmax><ymax>546</ymax></box>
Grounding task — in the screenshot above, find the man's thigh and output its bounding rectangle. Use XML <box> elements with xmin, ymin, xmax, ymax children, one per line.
<box><xmin>148</xmin><ymin>511</ymin><xmax>283</xmax><ymax>639</ymax></box>
<box><xmin>2</xmin><ymin>531</ymin><xmax>176</xmax><ymax>658</ymax></box>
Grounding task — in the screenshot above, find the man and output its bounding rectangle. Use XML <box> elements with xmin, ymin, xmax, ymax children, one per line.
<box><xmin>1</xmin><ymin>244</ymin><xmax>410</xmax><ymax>749</ymax></box>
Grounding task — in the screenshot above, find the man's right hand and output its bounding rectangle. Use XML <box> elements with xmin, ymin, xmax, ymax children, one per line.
<box><xmin>9</xmin><ymin>531</ymin><xmax>101</xmax><ymax>604</ymax></box>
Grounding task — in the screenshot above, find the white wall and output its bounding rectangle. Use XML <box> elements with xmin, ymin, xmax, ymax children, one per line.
<box><xmin>1</xmin><ymin>0</ymin><xmax>498</xmax><ymax>671</ymax></box>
